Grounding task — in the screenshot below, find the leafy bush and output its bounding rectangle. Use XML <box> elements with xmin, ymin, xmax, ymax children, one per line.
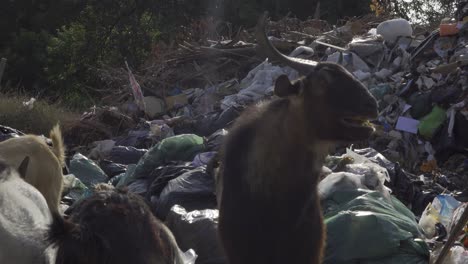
<box><xmin>373</xmin><ymin>0</ymin><xmax>456</xmax><ymax>25</ymax></box>
<box><xmin>44</xmin><ymin>1</ymin><xmax>162</xmax><ymax>109</ymax></box>
<box><xmin>1</xmin><ymin>30</ymin><xmax>51</xmax><ymax>92</ymax></box>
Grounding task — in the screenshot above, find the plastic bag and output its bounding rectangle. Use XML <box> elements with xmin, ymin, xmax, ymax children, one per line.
<box><xmin>109</xmin><ymin>146</ymin><xmax>147</xmax><ymax>165</ymax></box>
<box><xmin>0</xmin><ymin>125</ymin><xmax>24</xmax><ymax>142</ymax></box>
<box><xmin>418</xmin><ymin>106</ymin><xmax>447</xmax><ymax>139</ymax></box>
<box><xmin>192</xmin><ymin>152</ymin><xmax>217</xmax><ymax>167</ymax></box>
<box><xmin>418</xmin><ymin>203</ymin><xmax>441</xmax><ymax>238</ymax></box>
<box><xmin>88</xmin><ymin>139</ymin><xmax>115</xmax><ymax>160</ymax></box>
<box><xmin>131</xmin><ymin>134</ymin><xmax>205</xmax><ymax>182</ymax></box>
<box><xmin>221</xmin><ymin>60</ymin><xmax>299</xmax><ymax>109</ymax></box>
<box><xmin>166</xmin><ymin>205</ymin><xmax>226</xmax><ymax>264</ymax></box>
<box><xmin>430</xmin><ymin>245</ymin><xmax>468</xmax><ymax>264</ymax></box>
<box><xmin>206</xmin><ymin>129</ymin><xmax>228</xmax><ymax>151</ymax></box>
<box><xmin>345</xmin><ymin>148</ymin><xmax>391</xmax><ymax>181</ymax></box>
<box><xmin>194</xmin><ymin>106</ymin><xmax>241</xmax><ymax>136</ymax></box>
<box><xmin>323</xmin><ymin>190</ymin><xmax>429</xmax><ymax>264</ymax></box>
<box><xmin>178</xmin><ymin>248</ymin><xmax>198</xmax><ymax>264</ymax></box>
<box><xmin>99</xmin><ymin>160</ymin><xmax>127</xmax><ymax>178</ymax></box>
<box><xmin>62</xmin><ymin>174</ymin><xmax>88</xmax><ymax>202</ymax></box>
<box><xmin>369</xmin><ymin>83</ymin><xmax>392</xmax><ymax>100</ymax></box>
<box><xmin>155</xmin><ymin>167</ymin><xmax>216</xmax><ymax>220</ymax></box>
<box><xmin>327</xmin><ymin>51</ymin><xmax>371</xmax><ymax>72</ymax></box>
<box><xmin>146</xmin><ymin>162</ymin><xmax>195</xmax><ymax>199</ymax></box>
<box><xmin>319</xmin><ymin>160</ymin><xmax>392</xmax><ymax>202</ymax></box>
<box><xmin>431</xmin><ymin>195</ymin><xmax>462</xmax><ymax>228</ymax></box>
<box><xmin>69</xmin><ymin>153</ymin><xmax>108</xmax><ymax>187</ymax></box>
<box><xmin>319</xmin><ymin>172</ymin><xmax>370</xmax><ymax>199</ymax></box>
<box><xmin>116</xmin><ymin>164</ymin><xmax>136</xmax><ymax>188</ymax></box>
<box><xmin>127</xmin><ymin>179</ymin><xmax>149</xmax><ymax>196</ymax></box>
<box><xmin>376</xmin><ymin>18</ymin><xmax>413</xmax><ymax>43</ymax></box>
<box><xmin>149</xmin><ymin>121</ymin><xmax>175</xmax><ymax>141</ymax></box>
<box><xmin>114</xmin><ymin>129</ymin><xmax>152</xmax><ymax>149</ymax></box>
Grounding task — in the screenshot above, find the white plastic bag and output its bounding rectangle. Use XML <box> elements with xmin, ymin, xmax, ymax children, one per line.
<box><xmin>376</xmin><ymin>18</ymin><xmax>413</xmax><ymax>43</ymax></box>
<box><xmin>178</xmin><ymin>248</ymin><xmax>198</xmax><ymax>264</ymax></box>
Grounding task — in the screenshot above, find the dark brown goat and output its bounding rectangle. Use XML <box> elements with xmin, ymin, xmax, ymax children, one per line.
<box><xmin>216</xmin><ymin>13</ymin><xmax>379</xmax><ymax>264</ymax></box>
<box><xmin>47</xmin><ymin>186</ymin><xmax>185</xmax><ymax>264</ymax></box>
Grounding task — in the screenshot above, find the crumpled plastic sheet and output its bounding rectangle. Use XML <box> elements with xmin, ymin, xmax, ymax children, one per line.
<box><xmin>62</xmin><ymin>174</ymin><xmax>88</xmax><ymax>202</ymax></box>
<box><xmin>99</xmin><ymin>160</ymin><xmax>127</xmax><ymax>178</ymax></box>
<box><xmin>327</xmin><ymin>51</ymin><xmax>371</xmax><ymax>72</ymax></box>
<box><xmin>430</xmin><ymin>245</ymin><xmax>468</xmax><ymax>264</ymax></box>
<box><xmin>166</xmin><ymin>205</ymin><xmax>225</xmax><ymax>264</ymax></box>
<box><xmin>206</xmin><ymin>129</ymin><xmax>228</xmax><ymax>151</ymax></box>
<box><xmin>0</xmin><ymin>125</ymin><xmax>24</xmax><ymax>142</ymax></box>
<box><xmin>146</xmin><ymin>162</ymin><xmax>195</xmax><ymax>199</ymax></box>
<box><xmin>194</xmin><ymin>106</ymin><xmax>242</xmax><ymax>136</ymax></box>
<box><xmin>109</xmin><ymin>146</ymin><xmax>147</xmax><ymax>165</ymax></box>
<box><xmin>192</xmin><ymin>152</ymin><xmax>217</xmax><ymax>168</ymax></box>
<box><xmin>221</xmin><ymin>60</ymin><xmax>299</xmax><ymax>110</ymax></box>
<box><xmin>154</xmin><ymin>166</ymin><xmax>217</xmax><ymax>220</ymax></box>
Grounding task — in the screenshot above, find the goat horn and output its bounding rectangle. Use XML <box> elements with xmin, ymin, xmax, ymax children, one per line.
<box><xmin>17</xmin><ymin>156</ymin><xmax>30</xmax><ymax>179</ymax></box>
<box><xmin>255</xmin><ymin>11</ymin><xmax>317</xmax><ymax>74</ymax></box>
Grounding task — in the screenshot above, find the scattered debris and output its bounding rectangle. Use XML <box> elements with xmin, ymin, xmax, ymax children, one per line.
<box><xmin>4</xmin><ymin>5</ymin><xmax>468</xmax><ymax>263</ymax></box>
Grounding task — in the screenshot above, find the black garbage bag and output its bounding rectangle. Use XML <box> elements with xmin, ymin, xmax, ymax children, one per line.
<box><xmin>127</xmin><ymin>179</ymin><xmax>149</xmax><ymax>196</ymax></box>
<box><xmin>0</xmin><ymin>125</ymin><xmax>24</xmax><ymax>142</ymax></box>
<box><xmin>194</xmin><ymin>106</ymin><xmax>243</xmax><ymax>136</ymax></box>
<box><xmin>205</xmin><ymin>129</ymin><xmax>228</xmax><ymax>151</ymax></box>
<box><xmin>154</xmin><ymin>166</ymin><xmax>217</xmax><ymax>220</ymax></box>
<box><xmin>432</xmin><ymin>112</ymin><xmax>468</xmax><ymax>164</ymax></box>
<box><xmin>391</xmin><ymin>163</ymin><xmax>439</xmax><ymax>216</ymax></box>
<box><xmin>408</xmin><ymin>92</ymin><xmax>432</xmax><ymax>119</ymax></box>
<box><xmin>430</xmin><ymin>85</ymin><xmax>462</xmax><ymax>105</ymax></box>
<box><xmin>109</xmin><ymin>146</ymin><xmax>147</xmax><ymax>165</ymax></box>
<box><xmin>99</xmin><ymin>160</ymin><xmax>127</xmax><ymax>178</ymax></box>
<box><xmin>166</xmin><ymin>205</ymin><xmax>226</xmax><ymax>264</ymax></box>
<box><xmin>114</xmin><ymin>129</ymin><xmax>153</xmax><ymax>149</ymax></box>
<box><xmin>146</xmin><ymin>162</ymin><xmax>195</xmax><ymax>200</ymax></box>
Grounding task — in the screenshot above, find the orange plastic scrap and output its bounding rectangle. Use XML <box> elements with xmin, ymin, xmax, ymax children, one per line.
<box><xmin>439</xmin><ymin>23</ymin><xmax>460</xmax><ymax>36</ymax></box>
<box><xmin>420</xmin><ymin>159</ymin><xmax>438</xmax><ymax>173</ymax></box>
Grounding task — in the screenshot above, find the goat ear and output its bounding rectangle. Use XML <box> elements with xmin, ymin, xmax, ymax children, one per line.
<box><xmin>17</xmin><ymin>156</ymin><xmax>30</xmax><ymax>179</ymax></box>
<box><xmin>274</xmin><ymin>75</ymin><xmax>301</xmax><ymax>97</ymax></box>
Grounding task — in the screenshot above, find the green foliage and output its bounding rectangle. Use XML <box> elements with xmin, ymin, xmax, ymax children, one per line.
<box><xmin>5</xmin><ymin>0</ymin><xmax>453</xmax><ymax>110</ymax></box>
<box><xmin>213</xmin><ymin>0</ymin><xmax>372</xmax><ymax>26</ymax></box>
<box><xmin>1</xmin><ymin>30</ymin><xmax>51</xmax><ymax>92</ymax></box>
<box><xmin>44</xmin><ymin>0</ymin><xmax>162</xmax><ymax>109</ymax></box>
<box><xmin>375</xmin><ymin>0</ymin><xmax>457</xmax><ymax>25</ymax></box>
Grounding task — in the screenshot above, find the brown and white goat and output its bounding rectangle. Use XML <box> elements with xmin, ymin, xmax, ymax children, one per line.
<box><xmin>0</xmin><ymin>124</ymin><xmax>65</xmax><ymax>213</ymax></box>
<box><xmin>48</xmin><ymin>185</ymin><xmax>186</xmax><ymax>264</ymax></box>
<box><xmin>0</xmin><ymin>158</ymin><xmax>56</xmax><ymax>264</ymax></box>
<box><xmin>216</xmin><ymin>12</ymin><xmax>379</xmax><ymax>264</ymax></box>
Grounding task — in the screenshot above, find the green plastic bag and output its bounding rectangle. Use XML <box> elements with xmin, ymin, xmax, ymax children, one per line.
<box><xmin>418</xmin><ymin>106</ymin><xmax>447</xmax><ymax>139</ymax></box>
<box><xmin>129</xmin><ymin>134</ymin><xmax>205</xmax><ymax>184</ymax></box>
<box><xmin>369</xmin><ymin>83</ymin><xmax>392</xmax><ymax>100</ymax></box>
<box><xmin>115</xmin><ymin>164</ymin><xmax>136</xmax><ymax>188</ymax></box>
<box><xmin>69</xmin><ymin>153</ymin><xmax>108</xmax><ymax>188</ymax></box>
<box><xmin>323</xmin><ymin>190</ymin><xmax>430</xmax><ymax>264</ymax></box>
<box><xmin>62</xmin><ymin>174</ymin><xmax>89</xmax><ymax>201</ymax></box>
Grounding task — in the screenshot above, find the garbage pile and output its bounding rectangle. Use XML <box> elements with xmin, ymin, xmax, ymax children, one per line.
<box><xmin>3</xmin><ymin>4</ymin><xmax>468</xmax><ymax>263</ymax></box>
